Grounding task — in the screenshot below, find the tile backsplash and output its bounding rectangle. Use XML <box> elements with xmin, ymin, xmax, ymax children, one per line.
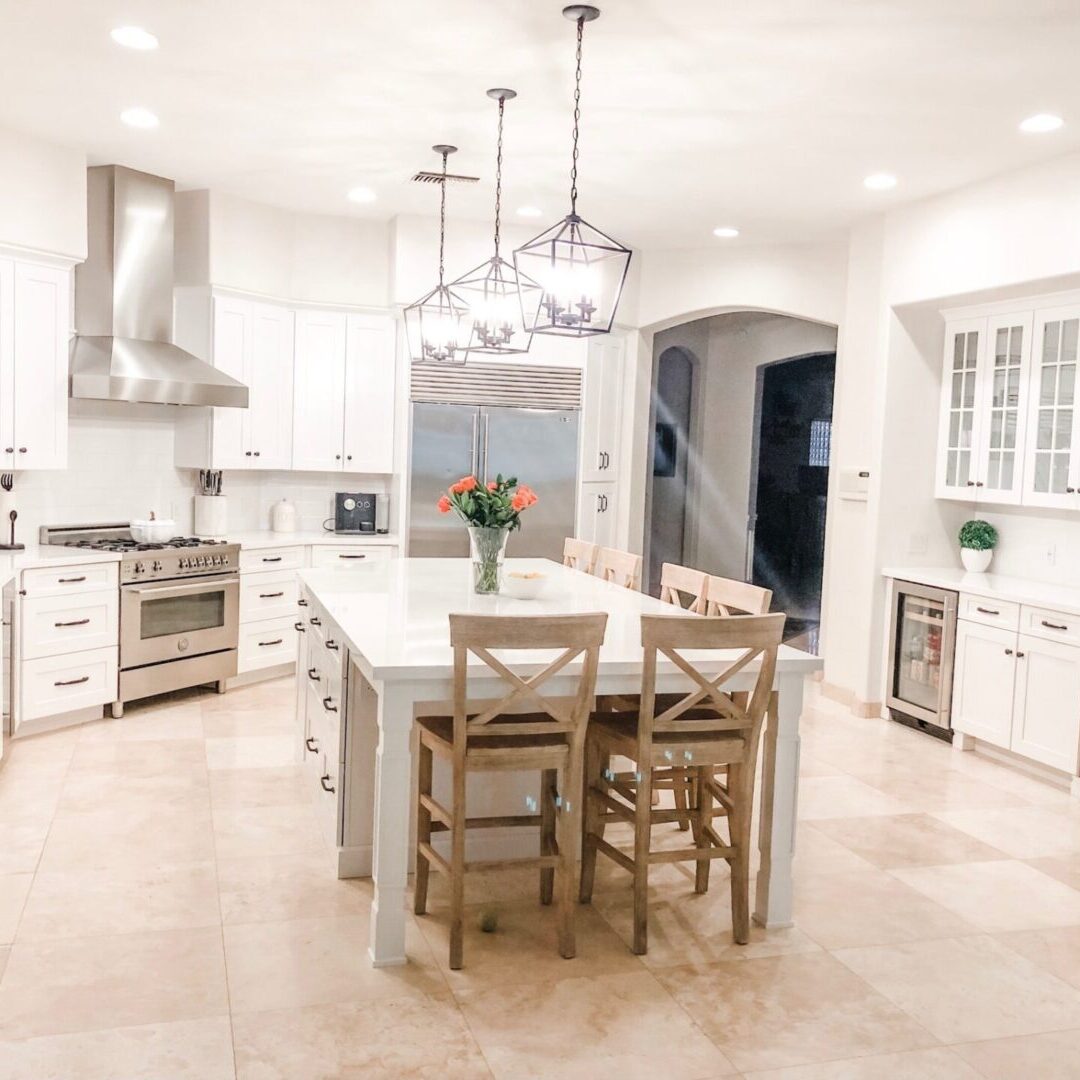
<box><xmin>11</xmin><ymin>400</ymin><xmax>392</xmax><ymax>542</ymax></box>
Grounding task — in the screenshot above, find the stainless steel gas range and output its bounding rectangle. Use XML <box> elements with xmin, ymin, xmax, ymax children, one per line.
<box><xmin>40</xmin><ymin>524</ymin><xmax>240</xmax><ymax>714</ymax></box>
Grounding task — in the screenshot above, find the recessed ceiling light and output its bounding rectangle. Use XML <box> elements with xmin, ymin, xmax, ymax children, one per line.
<box><xmin>347</xmin><ymin>186</ymin><xmax>377</xmax><ymax>204</ymax></box>
<box><xmin>120</xmin><ymin>107</ymin><xmax>159</xmax><ymax>129</ymax></box>
<box><xmin>863</xmin><ymin>172</ymin><xmax>898</xmax><ymax>191</ymax></box>
<box><xmin>712</xmin><ymin>226</ymin><xmax>739</xmax><ymax>238</ymax></box>
<box><xmin>1020</xmin><ymin>113</ymin><xmax>1064</xmax><ymax>134</ymax></box>
<box><xmin>517</xmin><ymin>206</ymin><xmax>542</xmax><ymax>218</ymax></box>
<box><xmin>110</xmin><ymin>26</ymin><xmax>158</xmax><ymax>50</ymax></box>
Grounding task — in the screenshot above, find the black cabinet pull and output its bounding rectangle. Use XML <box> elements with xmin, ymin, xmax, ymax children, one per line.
<box><xmin>54</xmin><ymin>675</ymin><xmax>89</xmax><ymax>687</ymax></box>
<box><xmin>245</xmin><ymin>451</ymin><xmax>252</xmax><ymax>457</ymax></box>
<box><xmin>320</xmin><ymin>774</ymin><xmax>335</xmax><ymax>793</ymax></box>
<box><xmin>325</xmin><ymin>639</ymin><xmax>339</xmax><ymax>652</ymax></box>
<box><xmin>305</xmin><ymin>736</ymin><xmax>318</xmax><ymax>753</ymax></box>
<box><xmin>262</xmin><ymin>556</ymin><xmax>283</xmax><ymax>563</ymax></box>
<box><xmin>57</xmin><ymin>576</ymin><xmax>87</xmax><ymax>584</ymax></box>
<box><xmin>309</xmin><ymin>616</ymin><xmax>322</xmax><ymax>626</ymax></box>
<box><xmin>1041</xmin><ymin>620</ymin><xmax>1069</xmax><ymax>631</ymax></box>
<box><xmin>259</xmin><ymin>591</ymin><xmax>285</xmax><ymax>599</ymax></box>
<box><xmin>975</xmin><ymin>481</ymin><xmax>984</xmax><ymax>487</ymax></box>
<box><xmin>307</xmin><ymin>667</ymin><xmax>320</xmax><ymax>681</ymax></box>
<box><xmin>297</xmin><ymin>598</ymin><xmax>308</xmax><ymax>607</ymax></box>
<box><xmin>1017</xmin><ymin>650</ymin><xmax>1026</xmax><ymax>658</ymax></box>
<box><xmin>258</xmin><ymin>638</ymin><xmax>283</xmax><ymax>647</ymax></box>
<box><xmin>17</xmin><ymin>447</ymin><xmax>26</xmax><ymax>454</ymax></box>
<box><xmin>293</xmin><ymin>621</ymin><xmax>306</xmax><ymax>632</ymax></box>
<box><xmin>254</xmin><ymin>451</ymin><xmax>260</xmax><ymax>457</ymax></box>
<box><xmin>322</xmin><ymin>696</ymin><xmax>338</xmax><ymax>712</ymax></box>
<box><xmin>1005</xmin><ymin>648</ymin><xmax>1014</xmax><ymax>656</ymax></box>
<box><xmin>976</xmin><ymin>606</ymin><xmax>1000</xmax><ymax>616</ymax></box>
<box><xmin>338</xmin><ymin>554</ymin><xmax>366</xmax><ymax>560</ymax></box>
<box><xmin>54</xmin><ymin>618</ymin><xmax>91</xmax><ymax>628</ymax></box>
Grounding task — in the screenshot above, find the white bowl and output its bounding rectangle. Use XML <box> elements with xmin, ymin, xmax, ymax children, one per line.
<box><xmin>503</xmin><ymin>570</ymin><xmax>547</xmax><ymax>600</ymax></box>
<box><xmin>131</xmin><ymin>519</ymin><xmax>176</xmax><ymax>543</ymax></box>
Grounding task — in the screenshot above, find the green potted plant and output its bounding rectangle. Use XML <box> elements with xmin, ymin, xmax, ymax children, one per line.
<box><xmin>958</xmin><ymin>519</ymin><xmax>998</xmax><ymax>573</ymax></box>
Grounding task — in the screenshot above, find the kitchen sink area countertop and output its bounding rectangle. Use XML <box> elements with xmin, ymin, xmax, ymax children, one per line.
<box><xmin>883</xmin><ymin>566</ymin><xmax>1080</xmax><ymax>619</ymax></box>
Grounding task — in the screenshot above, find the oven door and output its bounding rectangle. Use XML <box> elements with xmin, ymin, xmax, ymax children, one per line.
<box><xmin>120</xmin><ymin>574</ymin><xmax>239</xmax><ymax>669</ymax></box>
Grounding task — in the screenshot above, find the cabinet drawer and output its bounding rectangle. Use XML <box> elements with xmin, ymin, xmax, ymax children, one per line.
<box><xmin>239</xmin><ymin>570</ymin><xmax>299</xmax><ymax>623</ymax></box>
<box><xmin>21</xmin><ymin>589</ymin><xmax>119</xmax><ymax>660</ymax></box>
<box><xmin>1021</xmin><ymin>606</ymin><xmax>1080</xmax><ymax>646</ymax></box>
<box><xmin>21</xmin><ymin>562</ymin><xmax>118</xmax><ymax>597</ymax></box>
<box><xmin>20</xmin><ymin>646</ymin><xmax>118</xmax><ymax>721</ymax></box>
<box><xmin>310</xmin><ymin>545</ymin><xmax>393</xmax><ymax>569</ymax></box>
<box><xmin>239</xmin><ymin>546</ymin><xmax>305</xmax><ymax>573</ymax></box>
<box><xmin>959</xmin><ymin>593</ymin><xmax>1020</xmax><ymax>631</ymax></box>
<box><xmin>237</xmin><ymin>616</ymin><xmax>298</xmax><ymax>673</ymax></box>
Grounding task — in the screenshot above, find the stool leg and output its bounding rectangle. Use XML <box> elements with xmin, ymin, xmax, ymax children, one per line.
<box><xmin>449</xmin><ymin>759</ymin><xmax>467</xmax><ymax>970</ymax></box>
<box><xmin>728</xmin><ymin>761</ymin><xmax>752</xmax><ymax>945</ymax></box>
<box><xmin>579</xmin><ymin>740</ymin><xmax>602</xmax><ymax>903</ymax></box>
<box><xmin>694</xmin><ymin>765</ymin><xmax>712</xmax><ymax>894</ymax></box>
<box><xmin>540</xmin><ymin>767</ymin><xmax>557</xmax><ymax>905</ymax></box>
<box><xmin>556</xmin><ymin>756</ymin><xmax>582</xmax><ymax>959</ymax></box>
<box><xmin>413</xmin><ymin>741</ymin><xmax>433</xmax><ymax>915</ymax></box>
<box><xmin>633</xmin><ymin>765</ymin><xmax>652</xmax><ymax>955</ymax></box>
<box><xmin>673</xmin><ymin>766</ymin><xmax>691</xmax><ymax>830</ymax></box>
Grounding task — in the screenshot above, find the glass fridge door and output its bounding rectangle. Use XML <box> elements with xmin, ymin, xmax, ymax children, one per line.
<box><xmin>892</xmin><ymin>592</ymin><xmax>947</xmax><ymax>715</ymax></box>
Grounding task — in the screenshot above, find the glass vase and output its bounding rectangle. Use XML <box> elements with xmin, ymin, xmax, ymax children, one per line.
<box><xmin>468</xmin><ymin>526</ymin><xmax>510</xmax><ymax>595</ymax></box>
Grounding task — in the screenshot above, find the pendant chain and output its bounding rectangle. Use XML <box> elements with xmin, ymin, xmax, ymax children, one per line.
<box><xmin>494</xmin><ymin>96</ymin><xmax>505</xmax><ymax>259</ymax></box>
<box><xmin>570</xmin><ymin>14</ymin><xmax>584</xmax><ymax>215</ymax></box>
<box><xmin>438</xmin><ymin>148</ymin><xmax>448</xmax><ymax>286</ymax></box>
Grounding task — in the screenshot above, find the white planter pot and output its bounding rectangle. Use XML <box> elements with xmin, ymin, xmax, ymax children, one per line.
<box><xmin>960</xmin><ymin>547</ymin><xmax>993</xmax><ymax>573</ymax></box>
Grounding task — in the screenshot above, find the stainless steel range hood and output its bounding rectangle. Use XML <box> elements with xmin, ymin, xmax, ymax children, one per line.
<box><xmin>70</xmin><ymin>166</ymin><xmax>248</xmax><ymax>408</ymax></box>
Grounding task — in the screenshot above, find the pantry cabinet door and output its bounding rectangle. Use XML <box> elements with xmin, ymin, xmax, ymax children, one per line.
<box><xmin>936</xmin><ymin>318</ymin><xmax>985</xmax><ymax>501</ymax></box>
<box><xmin>12</xmin><ymin>261</ymin><xmax>70</xmax><ymax>470</ymax></box>
<box><xmin>210</xmin><ymin>295</ymin><xmax>251</xmax><ymax>469</ymax></box>
<box><xmin>580</xmin><ymin>336</ymin><xmax>624</xmax><ymax>483</ymax></box>
<box><xmin>292</xmin><ymin>310</ymin><xmax>347</xmax><ymax>471</ymax></box>
<box><xmin>1011</xmin><ymin>634</ymin><xmax>1080</xmax><ymax>773</ymax></box>
<box><xmin>1022</xmin><ymin>305</ymin><xmax>1080</xmax><ymax>509</ymax></box>
<box><xmin>248</xmin><ymin>302</ymin><xmax>295</xmax><ymax>470</ymax></box>
<box><xmin>0</xmin><ymin>259</ymin><xmax>13</xmax><ymax>470</ymax></box>
<box><xmin>576</xmin><ymin>481</ymin><xmax>617</xmax><ymax>549</ymax></box>
<box><xmin>952</xmin><ymin>620</ymin><xmax>1016</xmax><ymax>749</ymax></box>
<box><xmin>975</xmin><ymin>312</ymin><xmax>1032</xmax><ymax>505</ymax></box>
<box><xmin>342</xmin><ymin>313</ymin><xmax>396</xmax><ymax>473</ymax></box>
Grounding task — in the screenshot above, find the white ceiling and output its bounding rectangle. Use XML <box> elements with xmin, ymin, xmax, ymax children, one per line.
<box><xmin>1</xmin><ymin>0</ymin><xmax>1079</xmax><ymax>249</ymax></box>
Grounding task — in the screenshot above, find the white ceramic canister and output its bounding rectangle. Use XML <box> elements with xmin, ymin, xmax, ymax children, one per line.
<box><xmin>271</xmin><ymin>498</ymin><xmax>297</xmax><ymax>533</ymax></box>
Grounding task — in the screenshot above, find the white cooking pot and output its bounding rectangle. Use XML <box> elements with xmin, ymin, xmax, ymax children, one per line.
<box><xmin>131</xmin><ymin>518</ymin><xmax>177</xmax><ymax>543</ymax></box>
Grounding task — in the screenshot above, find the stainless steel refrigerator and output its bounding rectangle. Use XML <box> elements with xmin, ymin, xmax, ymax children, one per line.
<box><xmin>409</xmin><ymin>403</ymin><xmax>580</xmax><ymax>560</ymax></box>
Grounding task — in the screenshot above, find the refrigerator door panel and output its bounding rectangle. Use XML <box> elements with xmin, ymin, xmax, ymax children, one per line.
<box><xmin>408</xmin><ymin>403</ymin><xmax>478</xmax><ymax>557</ymax></box>
<box><xmin>481</xmin><ymin>407</ymin><xmax>580</xmax><ymax>562</ymax></box>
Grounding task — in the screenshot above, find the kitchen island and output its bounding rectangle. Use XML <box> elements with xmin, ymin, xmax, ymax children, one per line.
<box><xmin>295</xmin><ymin>556</ymin><xmax>823</xmax><ymax>967</ymax></box>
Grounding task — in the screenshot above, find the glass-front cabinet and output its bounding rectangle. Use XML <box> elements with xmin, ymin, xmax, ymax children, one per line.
<box><xmin>936</xmin><ymin>318</ymin><xmax>984</xmax><ymax>500</ymax></box>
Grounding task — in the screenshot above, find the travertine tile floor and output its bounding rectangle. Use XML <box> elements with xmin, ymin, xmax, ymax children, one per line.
<box><xmin>2</xmin><ymin>677</ymin><xmax>1080</xmax><ymax>1077</ymax></box>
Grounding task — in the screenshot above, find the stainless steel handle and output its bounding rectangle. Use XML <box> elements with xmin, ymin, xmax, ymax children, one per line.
<box><xmin>320</xmin><ymin>774</ymin><xmax>335</xmax><ymax>793</ymax></box>
<box><xmin>307</xmin><ymin>667</ymin><xmax>320</xmax><ymax>681</ymax></box>
<box><xmin>54</xmin><ymin>618</ymin><xmax>91</xmax><ymax>628</ymax></box>
<box><xmin>338</xmin><ymin>554</ymin><xmax>366</xmax><ymax>560</ymax></box>
<box><xmin>325</xmin><ymin>639</ymin><xmax>339</xmax><ymax>651</ymax></box>
<box><xmin>294</xmin><ymin>621</ymin><xmax>306</xmax><ymax>632</ymax></box>
<box><xmin>305</xmin><ymin>736</ymin><xmax>318</xmax><ymax>753</ymax></box>
<box><xmin>54</xmin><ymin>675</ymin><xmax>89</xmax><ymax>687</ymax></box>
<box><xmin>262</xmin><ymin>556</ymin><xmax>283</xmax><ymax>563</ymax></box>
<box><xmin>322</xmin><ymin>696</ymin><xmax>338</xmax><ymax>712</ymax></box>
<box><xmin>259</xmin><ymin>591</ymin><xmax>285</xmax><ymax>599</ymax></box>
<box><xmin>57</xmin><ymin>576</ymin><xmax>87</xmax><ymax>584</ymax></box>
<box><xmin>482</xmin><ymin>414</ymin><xmax>490</xmax><ymax>483</ymax></box>
<box><xmin>126</xmin><ymin>575</ymin><xmax>239</xmax><ymax>597</ymax></box>
<box><xmin>976</xmin><ymin>606</ymin><xmax>1000</xmax><ymax>615</ymax></box>
<box><xmin>257</xmin><ymin>638</ymin><xmax>283</xmax><ymax>647</ymax></box>
<box><xmin>1041</xmin><ymin>620</ymin><xmax>1069</xmax><ymax>631</ymax></box>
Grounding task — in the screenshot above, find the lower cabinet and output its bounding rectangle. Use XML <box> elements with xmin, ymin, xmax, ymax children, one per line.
<box><xmin>954</xmin><ymin>613</ymin><xmax>1080</xmax><ymax>772</ymax></box>
<box><xmin>20</xmin><ymin>647</ymin><xmax>118</xmax><ymax>723</ymax></box>
<box><xmin>238</xmin><ymin>617</ymin><xmax>299</xmax><ymax>673</ymax></box>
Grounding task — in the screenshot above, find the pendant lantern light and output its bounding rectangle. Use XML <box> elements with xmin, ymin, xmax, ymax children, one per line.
<box><xmin>404</xmin><ymin>145</ymin><xmax>473</xmax><ymax>364</ymax></box>
<box><xmin>451</xmin><ymin>89</ymin><xmax>541</xmax><ymax>356</ymax></box>
<box><xmin>513</xmin><ymin>5</ymin><xmax>631</xmax><ymax>338</ymax></box>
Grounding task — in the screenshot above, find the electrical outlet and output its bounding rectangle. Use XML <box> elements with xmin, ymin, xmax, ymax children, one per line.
<box><xmin>1047</xmin><ymin>543</ymin><xmax>1057</xmax><ymax>566</ymax></box>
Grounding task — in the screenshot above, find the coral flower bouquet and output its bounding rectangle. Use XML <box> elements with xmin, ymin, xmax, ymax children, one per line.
<box><xmin>437</xmin><ymin>474</ymin><xmax>538</xmax><ymax>593</ymax></box>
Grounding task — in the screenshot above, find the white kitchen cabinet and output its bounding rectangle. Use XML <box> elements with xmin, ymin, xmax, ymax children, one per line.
<box><xmin>953</xmin><ymin>619</ymin><xmax>1017</xmax><ymax>749</ymax></box>
<box><xmin>292</xmin><ymin>310</ymin><xmax>348</xmax><ymax>471</ymax></box>
<box><xmin>1012</xmin><ymin>634</ymin><xmax>1080</xmax><ymax>772</ymax></box>
<box><xmin>580</xmin><ymin>335</ymin><xmax>625</xmax><ymax>483</ymax></box>
<box><xmin>0</xmin><ymin>259</ymin><xmax>71</xmax><ymax>471</ymax></box>
<box><xmin>176</xmin><ymin>295</ymin><xmax>295</xmax><ymax>470</ymax></box>
<box><xmin>577</xmin><ymin>482</ymin><xmax>617</xmax><ymax>550</ymax></box>
<box><xmin>343</xmin><ymin>313</ymin><xmax>397</xmax><ymax>473</ymax></box>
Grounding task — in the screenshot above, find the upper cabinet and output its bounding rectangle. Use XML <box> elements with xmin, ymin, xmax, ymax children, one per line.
<box><xmin>935</xmin><ymin>298</ymin><xmax>1080</xmax><ymax>510</ymax></box>
<box><xmin>0</xmin><ymin>258</ymin><xmax>71</xmax><ymax>472</ymax></box>
<box><xmin>343</xmin><ymin>313</ymin><xmax>397</xmax><ymax>474</ymax></box>
<box><xmin>291</xmin><ymin>310</ymin><xmax>347</xmax><ymax>471</ymax></box>
<box><xmin>580</xmin><ymin>335</ymin><xmax>625</xmax><ymax>483</ymax></box>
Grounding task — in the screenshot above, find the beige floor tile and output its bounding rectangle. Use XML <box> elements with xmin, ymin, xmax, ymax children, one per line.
<box><xmin>793</xmin><ymin>824</ymin><xmax>878</xmax><ymax>877</ymax></box>
<box><xmin>218</xmin><ymin>850</ymin><xmax>370</xmax><ymax>925</ymax></box>
<box><xmin>232</xmin><ymin>996</ymin><xmax>490</xmax><ymax>1079</ymax></box>
<box><xmin>1026</xmin><ymin>853</ymin><xmax>1080</xmax><ymax>892</ymax></box>
<box><xmin>933</xmin><ymin>806</ymin><xmax>1080</xmax><ymax>859</ymax></box>
<box><xmin>0</xmin><ymin>1016</ymin><xmax>235</xmax><ymax>1080</ymax></box>
<box><xmin>952</xmin><ymin>1028</ymin><xmax>1080</xmax><ymax>1079</ymax></box>
<box><xmin>17</xmin><ymin>862</ymin><xmax>220</xmax><ymax>942</ymax></box>
<box><xmin>0</xmin><ymin>874</ymin><xmax>32</xmax><ymax>945</ymax></box>
<box><xmin>224</xmin><ymin>914</ymin><xmax>448</xmax><ymax>1014</ymax></box>
<box><xmin>69</xmin><ymin>736</ymin><xmax>209</xmax><ymax>775</ymax></box>
<box><xmin>892</xmin><ymin>860</ymin><xmax>1080</xmax><ymax>932</ymax></box>
<box><xmin>949</xmin><ymin>753</ymin><xmax>1078</xmax><ymax>808</ymax></box>
<box><xmin>0</xmin><ymin>927</ymin><xmax>228</xmax><ymax>1040</ymax></box>
<box><xmin>742</xmin><ymin>1046</ymin><xmax>982</xmax><ymax>1079</ymax></box>
<box><xmin>794</xmin><ymin>867</ymin><xmax>976</xmax><ymax>949</ymax></box>
<box><xmin>852</xmin><ymin>769</ymin><xmax>1030</xmax><ymax>811</ymax></box>
<box><xmin>457</xmin><ymin>969</ymin><xmax>736</xmax><ymax>1078</ymax></box>
<box><xmin>201</xmin><ymin>679</ymin><xmax>293</xmax><ymax>715</ymax></box>
<box><xmin>656</xmin><ymin>951</ymin><xmax>936</xmax><ymax>1073</ymax></box>
<box><xmin>834</xmin><ymin>934</ymin><xmax>1080</xmax><ymax>1043</ymax></box>
<box><xmin>205</xmin><ymin>735</ymin><xmax>297</xmax><ymax>771</ymax></box>
<box><xmin>0</xmin><ymin>821</ymin><xmax>50</xmax><ymax>875</ymax></box>
<box><xmin>208</xmin><ymin>765</ymin><xmax>311</xmax><ymax>809</ymax></box>
<box><xmin>201</xmin><ymin>708</ymin><xmax>297</xmax><ymax>738</ymax></box>
<box><xmin>211</xmin><ymin>802</ymin><xmax>323</xmax><ymax>861</ymax></box>
<box><xmin>994</xmin><ymin>925</ymin><xmax>1080</xmax><ymax>990</ymax></box>
<box><xmin>0</xmin><ymin>946</ymin><xmax>8</xmax><ymax>981</ymax></box>
<box><xmin>796</xmin><ymin>776</ymin><xmax>917</xmax><ymax>820</ymax></box>
<box><xmin>416</xmin><ymin>898</ymin><xmax>644</xmax><ymax>986</ymax></box>
<box><xmin>811</xmin><ymin>812</ymin><xmax>1008</xmax><ymax>869</ymax></box>
<box><xmin>77</xmin><ymin>706</ymin><xmax>205</xmax><ymax>743</ymax></box>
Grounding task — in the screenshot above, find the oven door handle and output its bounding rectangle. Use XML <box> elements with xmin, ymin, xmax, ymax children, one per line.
<box><xmin>124</xmin><ymin>576</ymin><xmax>240</xmax><ymax>598</ymax></box>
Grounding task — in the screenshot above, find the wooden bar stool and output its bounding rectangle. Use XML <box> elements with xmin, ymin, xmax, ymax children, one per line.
<box><xmin>563</xmin><ymin>537</ymin><xmax>598</xmax><ymax>574</ymax></box>
<box><xmin>706</xmin><ymin>574</ymin><xmax>772</xmax><ymax>616</ymax></box>
<box><xmin>413</xmin><ymin>612</ymin><xmax>607</xmax><ymax>969</ymax></box>
<box><xmin>580</xmin><ymin>612</ymin><xmax>785</xmax><ymax>955</ymax></box>
<box><xmin>594</xmin><ymin>546</ymin><xmax>643</xmax><ymax>591</ymax></box>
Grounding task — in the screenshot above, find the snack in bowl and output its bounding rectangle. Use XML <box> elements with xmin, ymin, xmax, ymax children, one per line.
<box><xmin>502</xmin><ymin>569</ymin><xmax>547</xmax><ymax>600</ymax></box>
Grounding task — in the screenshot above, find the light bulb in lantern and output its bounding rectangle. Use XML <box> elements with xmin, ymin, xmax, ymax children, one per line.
<box><xmin>536</xmin><ymin>261</ymin><xmax>600</xmax><ymax>328</ymax></box>
<box><xmin>469</xmin><ymin>288</ymin><xmax>520</xmax><ymax>349</ymax></box>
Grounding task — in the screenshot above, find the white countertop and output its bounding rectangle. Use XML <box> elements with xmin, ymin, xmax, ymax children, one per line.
<box><xmin>883</xmin><ymin>565</ymin><xmax>1080</xmax><ymax>617</ymax></box>
<box><xmin>0</xmin><ymin>543</ymin><xmax>121</xmax><ymax>587</ymax></box>
<box><xmin>202</xmin><ymin>530</ymin><xmax>400</xmax><ymax>549</ymax></box>
<box><xmin>299</xmin><ymin>557</ymin><xmax>823</xmax><ymax>683</ymax></box>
